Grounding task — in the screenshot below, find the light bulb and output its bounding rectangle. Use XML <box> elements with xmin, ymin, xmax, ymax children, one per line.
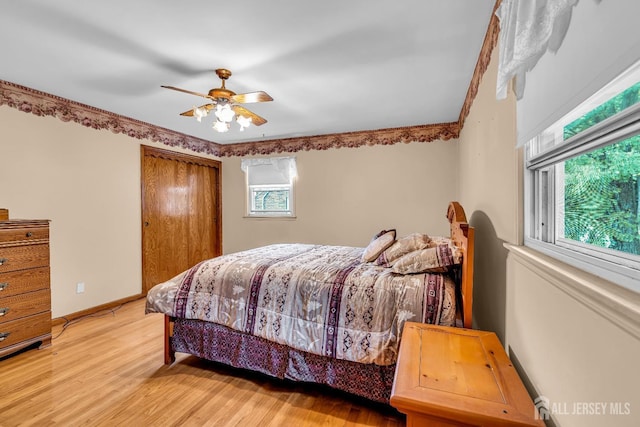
<box><xmin>215</xmin><ymin>103</ymin><xmax>235</xmax><ymax>123</ymax></box>
<box><xmin>236</xmin><ymin>115</ymin><xmax>252</xmax><ymax>131</ymax></box>
<box><xmin>193</xmin><ymin>106</ymin><xmax>208</xmax><ymax>122</ymax></box>
<box><xmin>213</xmin><ymin>120</ymin><xmax>230</xmax><ymax>132</ymax></box>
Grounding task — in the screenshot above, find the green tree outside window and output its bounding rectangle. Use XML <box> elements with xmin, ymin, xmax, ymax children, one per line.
<box><xmin>563</xmin><ymin>83</ymin><xmax>640</xmax><ymax>255</ymax></box>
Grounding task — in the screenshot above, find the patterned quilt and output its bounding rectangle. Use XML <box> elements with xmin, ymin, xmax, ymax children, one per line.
<box><xmin>146</xmin><ymin>243</ymin><xmax>456</xmax><ymax>366</ymax></box>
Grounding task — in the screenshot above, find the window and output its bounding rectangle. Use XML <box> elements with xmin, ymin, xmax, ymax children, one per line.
<box><xmin>525</xmin><ymin>61</ymin><xmax>640</xmax><ymax>292</ymax></box>
<box><xmin>241</xmin><ymin>157</ymin><xmax>297</xmax><ymax>217</ymax></box>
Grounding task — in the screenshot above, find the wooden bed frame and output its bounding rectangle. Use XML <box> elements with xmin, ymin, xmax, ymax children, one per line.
<box><xmin>163</xmin><ymin>201</ymin><xmax>475</xmax><ymax>365</ymax></box>
<box><xmin>446</xmin><ymin>200</ymin><xmax>475</xmax><ymax>330</ymax></box>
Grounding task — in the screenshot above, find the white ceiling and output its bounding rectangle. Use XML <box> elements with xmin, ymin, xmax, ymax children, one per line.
<box><xmin>0</xmin><ymin>0</ymin><xmax>495</xmax><ymax>145</ymax></box>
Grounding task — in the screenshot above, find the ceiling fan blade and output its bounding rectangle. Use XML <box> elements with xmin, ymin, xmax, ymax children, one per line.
<box><xmin>161</xmin><ymin>85</ymin><xmax>213</xmax><ymax>99</ymax></box>
<box><xmin>179</xmin><ymin>103</ymin><xmax>215</xmax><ymax>116</ymax></box>
<box><xmin>231</xmin><ymin>91</ymin><xmax>273</xmax><ymax>104</ymax></box>
<box><xmin>232</xmin><ymin>105</ymin><xmax>268</xmax><ymax>126</ymax></box>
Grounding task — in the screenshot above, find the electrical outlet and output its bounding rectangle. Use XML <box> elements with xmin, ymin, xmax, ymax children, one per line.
<box><xmin>76</xmin><ymin>282</ymin><xmax>85</xmax><ymax>294</ymax></box>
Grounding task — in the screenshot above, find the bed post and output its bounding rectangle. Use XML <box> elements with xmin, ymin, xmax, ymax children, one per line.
<box><xmin>164</xmin><ymin>315</ymin><xmax>176</xmax><ymax>365</ymax></box>
<box><xmin>459</xmin><ymin>222</ymin><xmax>475</xmax><ymax>329</ymax></box>
<box><xmin>447</xmin><ymin>201</ymin><xmax>475</xmax><ymax>329</ymax></box>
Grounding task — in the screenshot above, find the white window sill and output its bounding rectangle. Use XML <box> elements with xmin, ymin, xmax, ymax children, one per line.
<box><xmin>243</xmin><ymin>215</ymin><xmax>297</xmax><ymax>220</ymax></box>
<box><xmin>504</xmin><ymin>243</ymin><xmax>640</xmax><ymax>340</ymax></box>
<box><xmin>524</xmin><ymin>238</ymin><xmax>640</xmax><ymax>292</ymax></box>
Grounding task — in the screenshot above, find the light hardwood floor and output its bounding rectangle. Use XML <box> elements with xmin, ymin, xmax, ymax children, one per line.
<box><xmin>0</xmin><ymin>298</ymin><xmax>405</xmax><ymax>426</ymax></box>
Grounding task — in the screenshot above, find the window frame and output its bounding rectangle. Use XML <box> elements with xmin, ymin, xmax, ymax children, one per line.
<box><xmin>524</xmin><ymin>62</ymin><xmax>640</xmax><ymax>293</ymax></box>
<box><xmin>246</xmin><ymin>182</ymin><xmax>296</xmax><ymax>218</ymax></box>
<box><xmin>242</xmin><ymin>157</ymin><xmax>297</xmax><ymax>219</ymax></box>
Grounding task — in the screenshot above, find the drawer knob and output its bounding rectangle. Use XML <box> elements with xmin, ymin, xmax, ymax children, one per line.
<box><xmin>0</xmin><ymin>332</ymin><xmax>9</xmax><ymax>342</ymax></box>
<box><xmin>0</xmin><ymin>258</ymin><xmax>7</xmax><ymax>266</ymax></box>
<box><xmin>0</xmin><ymin>308</ymin><xmax>8</xmax><ymax>317</ymax></box>
<box><xmin>26</xmin><ymin>232</ymin><xmax>33</xmax><ymax>237</ymax></box>
<box><xmin>0</xmin><ymin>283</ymin><xmax>7</xmax><ymax>291</ymax></box>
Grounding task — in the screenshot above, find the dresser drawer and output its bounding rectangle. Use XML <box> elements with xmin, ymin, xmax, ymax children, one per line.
<box><xmin>0</xmin><ymin>267</ymin><xmax>50</xmax><ymax>297</ymax></box>
<box><xmin>0</xmin><ymin>311</ymin><xmax>51</xmax><ymax>351</ymax></box>
<box><xmin>0</xmin><ymin>226</ymin><xmax>49</xmax><ymax>244</ymax></box>
<box><xmin>0</xmin><ymin>289</ymin><xmax>51</xmax><ymax>324</ymax></box>
<box><xmin>0</xmin><ymin>243</ymin><xmax>49</xmax><ymax>274</ymax></box>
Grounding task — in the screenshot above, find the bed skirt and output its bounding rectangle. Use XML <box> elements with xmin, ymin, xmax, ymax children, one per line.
<box><xmin>172</xmin><ymin>318</ymin><xmax>397</xmax><ymax>403</ymax></box>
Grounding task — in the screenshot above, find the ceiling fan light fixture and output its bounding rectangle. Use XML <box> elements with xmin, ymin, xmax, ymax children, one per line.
<box><xmin>237</xmin><ymin>115</ymin><xmax>252</xmax><ymax>131</ymax></box>
<box><xmin>163</xmin><ymin>68</ymin><xmax>271</xmax><ymax>133</ymax></box>
<box><xmin>215</xmin><ymin>102</ymin><xmax>235</xmax><ymax>123</ymax></box>
<box><xmin>213</xmin><ymin>119</ymin><xmax>230</xmax><ymax>133</ymax></box>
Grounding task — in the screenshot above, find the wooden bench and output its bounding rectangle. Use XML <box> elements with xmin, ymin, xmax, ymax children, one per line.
<box><xmin>391</xmin><ymin>323</ymin><xmax>544</xmax><ymax>427</ymax></box>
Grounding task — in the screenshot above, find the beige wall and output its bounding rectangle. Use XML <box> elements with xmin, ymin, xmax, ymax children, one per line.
<box><xmin>458</xmin><ymin>47</ymin><xmax>640</xmax><ymax>426</ymax></box>
<box><xmin>457</xmin><ymin>47</ymin><xmax>519</xmax><ymax>343</ymax></box>
<box><xmin>222</xmin><ymin>141</ymin><xmax>458</xmax><ymax>254</ymax></box>
<box><xmin>0</xmin><ymin>106</ymin><xmax>218</xmax><ymax>317</ymax></box>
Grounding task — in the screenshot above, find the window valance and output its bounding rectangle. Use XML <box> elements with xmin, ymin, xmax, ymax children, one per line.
<box><xmin>241</xmin><ymin>157</ymin><xmax>297</xmax><ymax>185</ymax></box>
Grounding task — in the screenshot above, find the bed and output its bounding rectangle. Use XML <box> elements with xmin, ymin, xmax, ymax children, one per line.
<box><xmin>145</xmin><ymin>201</ymin><xmax>475</xmax><ymax>403</ymax></box>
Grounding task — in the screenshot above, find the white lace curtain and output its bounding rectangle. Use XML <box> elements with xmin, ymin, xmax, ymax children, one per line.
<box><xmin>240</xmin><ymin>157</ymin><xmax>297</xmax><ymax>185</ymax></box>
<box><xmin>495</xmin><ymin>0</ymin><xmax>580</xmax><ymax>100</ymax></box>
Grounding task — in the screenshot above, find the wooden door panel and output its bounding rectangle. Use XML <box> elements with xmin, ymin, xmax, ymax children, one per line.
<box><xmin>141</xmin><ymin>146</ymin><xmax>221</xmax><ymax>294</ymax></box>
<box><xmin>141</xmin><ymin>156</ymin><xmax>161</xmax><ymax>291</ymax></box>
<box><xmin>187</xmin><ymin>162</ymin><xmax>217</xmax><ymax>266</ymax></box>
<box><xmin>153</xmin><ymin>157</ymin><xmax>189</xmax><ymax>285</ymax></box>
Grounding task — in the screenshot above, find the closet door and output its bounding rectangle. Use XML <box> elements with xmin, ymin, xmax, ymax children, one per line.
<box><xmin>141</xmin><ymin>146</ymin><xmax>221</xmax><ymax>294</ymax></box>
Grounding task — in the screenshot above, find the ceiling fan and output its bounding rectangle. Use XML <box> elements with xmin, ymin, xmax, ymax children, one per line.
<box><xmin>162</xmin><ymin>68</ymin><xmax>273</xmax><ymax>132</ymax></box>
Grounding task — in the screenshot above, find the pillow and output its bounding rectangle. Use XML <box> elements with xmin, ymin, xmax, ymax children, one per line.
<box><xmin>391</xmin><ymin>240</ymin><xmax>462</xmax><ymax>274</ymax></box>
<box><xmin>375</xmin><ymin>233</ymin><xmax>432</xmax><ymax>267</ymax></box>
<box><xmin>361</xmin><ymin>229</ymin><xmax>396</xmax><ymax>262</ymax></box>
<box><xmin>426</xmin><ymin>235</ymin><xmax>454</xmax><ymax>247</ymax></box>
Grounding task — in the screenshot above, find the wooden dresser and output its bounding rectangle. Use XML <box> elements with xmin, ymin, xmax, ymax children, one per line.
<box><xmin>391</xmin><ymin>323</ymin><xmax>545</xmax><ymax>427</ymax></box>
<box><xmin>0</xmin><ymin>219</ymin><xmax>52</xmax><ymax>358</ymax></box>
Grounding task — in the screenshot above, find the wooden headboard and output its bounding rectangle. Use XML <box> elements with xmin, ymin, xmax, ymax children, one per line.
<box><xmin>447</xmin><ymin>201</ymin><xmax>475</xmax><ymax>329</ymax></box>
